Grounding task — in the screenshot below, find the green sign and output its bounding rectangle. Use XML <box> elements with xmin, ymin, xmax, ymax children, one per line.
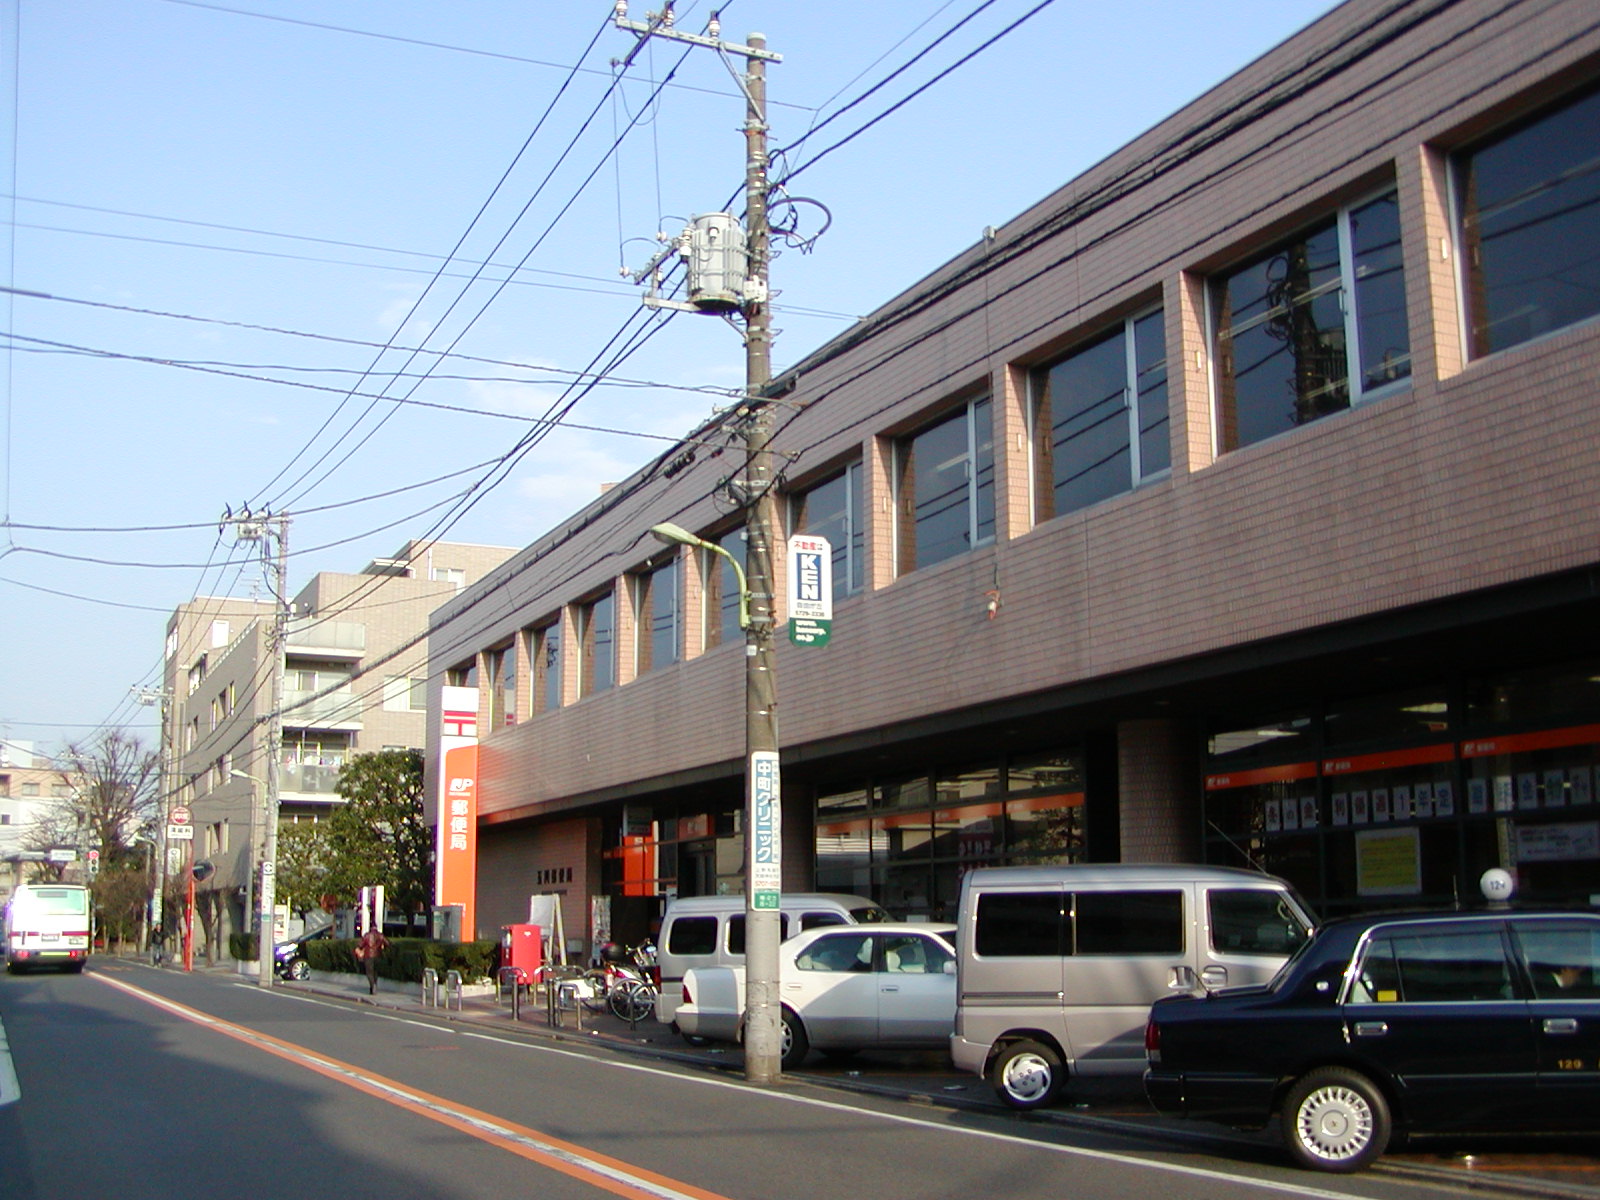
<box><xmin>753</xmin><ymin>891</ymin><xmax>781</xmax><ymax>910</ymax></box>
<box><xmin>788</xmin><ymin>617</ymin><xmax>831</xmax><ymax>647</ymax></box>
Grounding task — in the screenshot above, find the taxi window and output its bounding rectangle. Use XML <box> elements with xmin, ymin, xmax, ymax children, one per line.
<box><xmin>1513</xmin><ymin>921</ymin><xmax>1600</xmax><ymax>999</ymax></box>
<box><xmin>1354</xmin><ymin>926</ymin><xmax>1513</xmax><ymax>1003</ymax></box>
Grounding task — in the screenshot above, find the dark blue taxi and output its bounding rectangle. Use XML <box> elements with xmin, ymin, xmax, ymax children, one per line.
<box><xmin>1144</xmin><ymin>903</ymin><xmax>1600</xmax><ymax>1171</ymax></box>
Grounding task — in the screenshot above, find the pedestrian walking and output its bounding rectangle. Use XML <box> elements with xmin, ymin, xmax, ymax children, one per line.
<box><xmin>355</xmin><ymin>925</ymin><xmax>388</xmax><ymax>995</ymax></box>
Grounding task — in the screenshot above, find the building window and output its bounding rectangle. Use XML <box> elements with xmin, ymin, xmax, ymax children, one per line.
<box><xmin>20</xmin><ymin>783</ymin><xmax>39</xmax><ymax>797</ymax></box>
<box><xmin>1455</xmin><ymin>86</ymin><xmax>1600</xmax><ymax>357</ymax></box>
<box><xmin>486</xmin><ymin>644</ymin><xmax>515</xmax><ymax>728</ymax></box>
<box><xmin>636</xmin><ymin>557</ymin><xmax>680</xmax><ymax>675</ymax></box>
<box><xmin>1212</xmin><ymin>187</ymin><xmax>1410</xmax><ymax>454</ymax></box>
<box><xmin>383</xmin><ymin>676</ymin><xmax>428</xmax><ymax>713</ymax></box>
<box><xmin>446</xmin><ymin>660</ymin><xmax>478</xmax><ymax>688</ymax></box>
<box><xmin>580</xmin><ymin>590</ymin><xmax>616</xmax><ymax>696</ymax></box>
<box><xmin>431</xmin><ymin>566</ymin><xmax>467</xmax><ymax>590</ymax></box>
<box><xmin>895</xmin><ymin>396</ymin><xmax>995</xmax><ymax>574</ymax></box>
<box><xmin>532</xmin><ymin>620</ymin><xmax>562</xmax><ymax>713</ymax></box>
<box><xmin>793</xmin><ymin>462</ymin><xmax>864</xmax><ymax>599</ymax></box>
<box><xmin>1032</xmin><ymin>308</ymin><xmax>1169</xmax><ymax>519</ymax></box>
<box><xmin>703</xmin><ymin>527</ymin><xmax>746</xmax><ymax>649</ymax></box>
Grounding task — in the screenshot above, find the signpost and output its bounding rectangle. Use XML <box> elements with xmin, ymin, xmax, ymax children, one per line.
<box><xmin>787</xmin><ymin>534</ymin><xmax>832</xmax><ymax>647</ymax></box>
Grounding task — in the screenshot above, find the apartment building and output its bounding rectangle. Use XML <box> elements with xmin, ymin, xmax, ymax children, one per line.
<box><xmin>428</xmin><ymin>0</ymin><xmax>1600</xmax><ymax>949</ymax></box>
<box><xmin>162</xmin><ymin>539</ymin><xmax>513</xmax><ymax>956</ymax></box>
<box><xmin>0</xmin><ymin>739</ymin><xmax>80</xmax><ymax>898</ymax></box>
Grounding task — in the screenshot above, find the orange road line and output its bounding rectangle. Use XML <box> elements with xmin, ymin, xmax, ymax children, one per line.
<box><xmin>92</xmin><ymin>973</ymin><xmax>732</xmax><ymax>1200</ymax></box>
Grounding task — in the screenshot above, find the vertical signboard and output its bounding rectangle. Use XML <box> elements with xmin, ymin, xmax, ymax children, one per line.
<box><xmin>750</xmin><ymin>749</ymin><xmax>782</xmax><ymax>909</ymax></box>
<box><xmin>435</xmin><ymin>686</ymin><xmax>479</xmax><ymax>940</ymax></box>
<box><xmin>787</xmin><ymin>534</ymin><xmax>832</xmax><ymax>647</ymax></box>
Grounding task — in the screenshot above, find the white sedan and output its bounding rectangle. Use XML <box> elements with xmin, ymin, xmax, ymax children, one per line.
<box><xmin>675</xmin><ymin>922</ymin><xmax>957</xmax><ymax>1068</ymax></box>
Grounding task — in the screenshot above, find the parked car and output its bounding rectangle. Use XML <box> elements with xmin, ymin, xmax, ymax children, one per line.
<box><xmin>655</xmin><ymin>893</ymin><xmax>889</xmax><ymax>1031</ymax></box>
<box><xmin>952</xmin><ymin>863</ymin><xmax>1314</xmax><ymax>1109</ymax></box>
<box><xmin>1144</xmin><ymin>903</ymin><xmax>1600</xmax><ymax>1172</ymax></box>
<box><xmin>676</xmin><ymin>922</ymin><xmax>957</xmax><ymax>1068</ymax></box>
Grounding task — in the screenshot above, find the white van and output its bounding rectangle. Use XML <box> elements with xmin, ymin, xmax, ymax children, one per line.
<box><xmin>655</xmin><ymin>893</ymin><xmax>889</xmax><ymax>1030</ymax></box>
<box><xmin>951</xmin><ymin>863</ymin><xmax>1313</xmax><ymax>1109</ymax></box>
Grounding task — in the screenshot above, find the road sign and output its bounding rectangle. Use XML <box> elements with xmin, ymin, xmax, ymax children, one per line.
<box><xmin>167</xmin><ymin>823</ymin><xmax>194</xmax><ymax>841</ymax></box>
<box><xmin>169</xmin><ymin>805</ymin><xmax>192</xmax><ymax>825</ymax></box>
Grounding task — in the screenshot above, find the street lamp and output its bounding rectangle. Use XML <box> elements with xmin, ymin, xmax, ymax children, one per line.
<box><xmin>649</xmin><ymin>517</ymin><xmax>784</xmax><ymax>1084</ymax></box>
<box><xmin>650</xmin><ymin>523</ymin><xmax>748</xmax><ymax>629</ymax></box>
<box><xmin>231</xmin><ymin>768</ymin><xmax>276</xmax><ymax>989</ymax></box>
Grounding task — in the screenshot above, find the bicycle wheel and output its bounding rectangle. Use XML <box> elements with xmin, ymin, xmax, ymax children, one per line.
<box><xmin>610</xmin><ymin>979</ymin><xmax>655</xmax><ymax>1022</ymax></box>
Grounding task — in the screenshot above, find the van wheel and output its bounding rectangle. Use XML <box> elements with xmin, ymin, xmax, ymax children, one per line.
<box><xmin>780</xmin><ymin>1010</ymin><xmax>810</xmax><ymax>1070</ymax></box>
<box><xmin>1282</xmin><ymin>1067</ymin><xmax>1391</xmax><ymax>1172</ymax></box>
<box><xmin>991</xmin><ymin>1040</ymin><xmax>1062</xmax><ymax>1109</ymax></box>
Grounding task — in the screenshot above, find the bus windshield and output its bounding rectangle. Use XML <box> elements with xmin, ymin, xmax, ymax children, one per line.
<box><xmin>16</xmin><ymin>888</ymin><xmax>89</xmax><ymax>917</ymax></box>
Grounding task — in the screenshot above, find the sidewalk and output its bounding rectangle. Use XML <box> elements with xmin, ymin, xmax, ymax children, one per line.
<box><xmin>274</xmin><ymin>965</ymin><xmax>1600</xmax><ymax>1200</ymax></box>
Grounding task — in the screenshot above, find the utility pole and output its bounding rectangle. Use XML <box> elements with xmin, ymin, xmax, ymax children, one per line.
<box><xmin>224</xmin><ymin>506</ymin><xmax>290</xmax><ymax>988</ymax></box>
<box><xmin>614</xmin><ymin>4</ymin><xmax>786</xmax><ymax>1084</ymax></box>
<box><xmin>134</xmin><ymin>685</ymin><xmax>172</xmax><ymax>949</ymax></box>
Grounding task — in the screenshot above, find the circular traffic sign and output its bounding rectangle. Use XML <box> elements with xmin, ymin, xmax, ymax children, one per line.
<box><xmin>169</xmin><ymin>805</ymin><xmax>192</xmax><ymax>825</ymax></box>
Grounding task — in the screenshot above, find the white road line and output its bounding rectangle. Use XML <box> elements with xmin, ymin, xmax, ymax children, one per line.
<box><xmin>0</xmin><ymin>1013</ymin><xmax>21</xmax><ymax>1106</ymax></box>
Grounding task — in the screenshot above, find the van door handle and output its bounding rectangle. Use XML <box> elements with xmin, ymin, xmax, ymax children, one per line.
<box><xmin>1543</xmin><ymin>1018</ymin><xmax>1579</xmax><ymax>1035</ymax></box>
<box><xmin>880</xmin><ymin>984</ymin><xmax>899</xmax><ymax>993</ymax></box>
<box><xmin>1354</xmin><ymin>1021</ymin><xmax>1388</xmax><ymax>1038</ymax></box>
<box><xmin>1200</xmin><ymin>966</ymin><xmax>1229</xmax><ymax>989</ymax></box>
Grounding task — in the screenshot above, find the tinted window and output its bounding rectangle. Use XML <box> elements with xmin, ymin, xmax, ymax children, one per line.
<box><xmin>1074</xmin><ymin>890</ymin><xmax>1183</xmax><ymax>955</ymax></box>
<box><xmin>800</xmin><ymin>911</ymin><xmax>847</xmax><ymax>931</ymax></box>
<box><xmin>1358</xmin><ymin>926</ymin><xmax>1514</xmax><ymax>1003</ymax></box>
<box><xmin>796</xmin><ymin>932</ymin><xmax>873</xmax><ymax>972</ymax></box>
<box><xmin>667</xmin><ymin>916</ymin><xmax>717</xmax><ymax>956</ymax></box>
<box><xmin>728</xmin><ymin>913</ymin><xmax>792</xmax><ymax>955</ymax></box>
<box><xmin>1209</xmin><ymin>888</ymin><xmax>1310</xmax><ymax>956</ymax></box>
<box><xmin>974</xmin><ymin>891</ymin><xmax>1064</xmax><ymax>957</ymax></box>
<box><xmin>1513</xmin><ymin>920</ymin><xmax>1600</xmax><ymax>999</ymax></box>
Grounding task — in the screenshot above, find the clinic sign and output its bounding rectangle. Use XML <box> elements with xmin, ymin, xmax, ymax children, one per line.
<box><xmin>435</xmin><ymin>685</ymin><xmax>479</xmax><ymax>939</ymax></box>
<box><xmin>787</xmin><ymin>534</ymin><xmax>832</xmax><ymax>647</ymax></box>
<box><xmin>750</xmin><ymin>750</ymin><xmax>782</xmax><ymax>910</ymax></box>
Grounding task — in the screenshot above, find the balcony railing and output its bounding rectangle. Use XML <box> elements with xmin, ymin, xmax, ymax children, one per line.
<box><xmin>280</xmin><ymin>761</ymin><xmax>344</xmax><ymax>795</ymax></box>
<box><xmin>279</xmin><ymin>689</ymin><xmax>363</xmax><ymax>729</ymax></box>
<box><xmin>285</xmin><ymin>617</ymin><xmax>366</xmax><ymax>657</ymax></box>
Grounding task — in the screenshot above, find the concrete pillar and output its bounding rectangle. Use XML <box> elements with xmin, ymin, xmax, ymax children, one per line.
<box><xmin>1117</xmin><ymin>717</ymin><xmax>1202</xmax><ymax>862</ymax></box>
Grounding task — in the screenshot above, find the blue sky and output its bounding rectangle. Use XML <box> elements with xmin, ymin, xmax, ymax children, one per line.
<box><xmin>0</xmin><ymin>0</ymin><xmax>1335</xmax><ymax>754</ymax></box>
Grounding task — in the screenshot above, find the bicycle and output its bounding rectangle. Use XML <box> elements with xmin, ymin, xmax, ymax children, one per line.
<box><xmin>577</xmin><ymin>943</ymin><xmax>659</xmax><ymax>1022</ymax></box>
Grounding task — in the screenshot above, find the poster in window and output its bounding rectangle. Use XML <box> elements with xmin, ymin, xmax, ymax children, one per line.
<box><xmin>1517</xmin><ymin>772</ymin><xmax>1540</xmax><ymax>810</ymax></box>
<box><xmin>1352</xmin><ymin>790</ymin><xmax>1370</xmax><ymax>824</ymax></box>
<box><xmin>1265</xmin><ymin>798</ymin><xmax>1281</xmax><ymax>832</ymax></box>
<box><xmin>1434</xmin><ymin>779</ymin><xmax>1455</xmax><ymax>816</ymax></box>
<box><xmin>1355</xmin><ymin>826</ymin><xmax>1422</xmax><ymax>897</ymax></box>
<box><xmin>1331</xmin><ymin>792</ymin><xmax>1349</xmax><ymax>826</ymax></box>
<box><xmin>1300</xmin><ymin>795</ymin><xmax>1318</xmax><ymax>828</ymax></box>
<box><xmin>1282</xmin><ymin>795</ymin><xmax>1299</xmax><ymax>831</ymax></box>
<box><xmin>1494</xmin><ymin>776</ymin><xmax>1515</xmax><ymax>813</ymax></box>
<box><xmin>1544</xmin><ymin>769</ymin><xmax>1567</xmax><ymax>808</ymax></box>
<box><xmin>1373</xmin><ymin>787</ymin><xmax>1391</xmax><ymax>823</ymax></box>
<box><xmin>1412</xmin><ymin>782</ymin><xmax>1433</xmax><ymax>819</ymax></box>
<box><xmin>1393</xmin><ymin>784</ymin><xmax>1412</xmax><ymax>821</ymax></box>
<box><xmin>1468</xmin><ymin>777</ymin><xmax>1488</xmax><ymax>814</ymax></box>
<box><xmin>1573</xmin><ymin>768</ymin><xmax>1594</xmax><ymax>807</ymax></box>
<box><xmin>1513</xmin><ymin>820</ymin><xmax>1599</xmax><ymax>863</ymax></box>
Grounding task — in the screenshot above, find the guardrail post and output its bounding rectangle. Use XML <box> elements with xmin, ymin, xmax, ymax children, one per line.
<box><xmin>444</xmin><ymin>969</ymin><xmax>463</xmax><ymax>1012</ymax></box>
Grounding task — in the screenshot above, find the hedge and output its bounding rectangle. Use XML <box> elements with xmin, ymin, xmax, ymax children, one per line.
<box><xmin>230</xmin><ymin>934</ymin><xmax>498</xmax><ymax>983</ymax></box>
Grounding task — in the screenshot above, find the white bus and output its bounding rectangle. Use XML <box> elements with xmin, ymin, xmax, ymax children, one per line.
<box><xmin>4</xmin><ymin>883</ymin><xmax>92</xmax><ymax>973</ymax></box>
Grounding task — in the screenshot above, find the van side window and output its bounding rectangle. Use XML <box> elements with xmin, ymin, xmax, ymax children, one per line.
<box><xmin>1074</xmin><ymin>890</ymin><xmax>1183</xmax><ymax>955</ymax></box>
<box><xmin>974</xmin><ymin>891</ymin><xmax>1064</xmax><ymax>956</ymax></box>
<box><xmin>1209</xmin><ymin>889</ymin><xmax>1308</xmax><ymax>956</ymax></box>
<box><xmin>800</xmin><ymin>912</ymin><xmax>848</xmax><ymax>931</ymax></box>
<box><xmin>667</xmin><ymin>916</ymin><xmax>718</xmax><ymax>956</ymax></box>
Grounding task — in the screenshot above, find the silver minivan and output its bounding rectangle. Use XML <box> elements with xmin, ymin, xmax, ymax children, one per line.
<box><xmin>951</xmin><ymin>863</ymin><xmax>1313</xmax><ymax>1109</ymax></box>
<box><xmin>655</xmin><ymin>892</ymin><xmax>889</xmax><ymax>1030</ymax></box>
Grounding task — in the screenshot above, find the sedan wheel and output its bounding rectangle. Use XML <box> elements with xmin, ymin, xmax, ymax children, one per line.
<box><xmin>779</xmin><ymin>1010</ymin><xmax>810</xmax><ymax>1070</ymax></box>
<box><xmin>1283</xmin><ymin>1068</ymin><xmax>1391</xmax><ymax>1172</ymax></box>
<box><xmin>990</xmin><ymin>1040</ymin><xmax>1062</xmax><ymax>1110</ymax></box>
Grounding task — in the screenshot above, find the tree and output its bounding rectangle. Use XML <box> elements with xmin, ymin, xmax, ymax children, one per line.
<box><xmin>22</xmin><ymin>731</ymin><xmax>159</xmax><ymax>881</ymax></box>
<box><xmin>276</xmin><ymin>819</ymin><xmax>332</xmax><ymax>915</ymax></box>
<box><xmin>323</xmin><ymin>749</ymin><xmax>431</xmax><ymax>920</ymax></box>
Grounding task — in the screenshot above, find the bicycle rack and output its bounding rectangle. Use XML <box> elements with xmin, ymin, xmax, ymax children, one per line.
<box><xmin>421</xmin><ymin>967</ymin><xmax>439</xmax><ymax>1008</ymax></box>
<box><xmin>496</xmin><ymin>966</ymin><xmax>528</xmax><ymax>1020</ymax></box>
<box><xmin>443</xmin><ymin>969</ymin><xmax>464</xmax><ymax>1011</ymax></box>
<box><xmin>534</xmin><ymin>964</ymin><xmax>586</xmax><ymax>1031</ymax></box>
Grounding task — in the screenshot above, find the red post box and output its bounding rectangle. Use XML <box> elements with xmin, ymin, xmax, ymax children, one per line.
<box><xmin>501</xmin><ymin>924</ymin><xmax>542</xmax><ymax>982</ymax></box>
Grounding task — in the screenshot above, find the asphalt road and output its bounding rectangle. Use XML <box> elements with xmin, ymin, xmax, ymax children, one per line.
<box><xmin>0</xmin><ymin>960</ymin><xmax>1588</xmax><ymax>1200</ymax></box>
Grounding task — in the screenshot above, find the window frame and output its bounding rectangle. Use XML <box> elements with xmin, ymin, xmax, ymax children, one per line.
<box><xmin>634</xmin><ymin>556</ymin><xmax>681</xmax><ymax>675</ymax></box>
<box><xmin>894</xmin><ymin>393</ymin><xmax>996</xmax><ymax>576</ymax></box>
<box><xmin>792</xmin><ymin>460</ymin><xmax>866</xmax><ymax>600</ymax></box>
<box><xmin>579</xmin><ymin>588</ymin><xmax>616</xmax><ymax>698</ymax></box>
<box><xmin>1209</xmin><ymin>184</ymin><xmax>1411</xmax><ymax>455</ymax></box>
